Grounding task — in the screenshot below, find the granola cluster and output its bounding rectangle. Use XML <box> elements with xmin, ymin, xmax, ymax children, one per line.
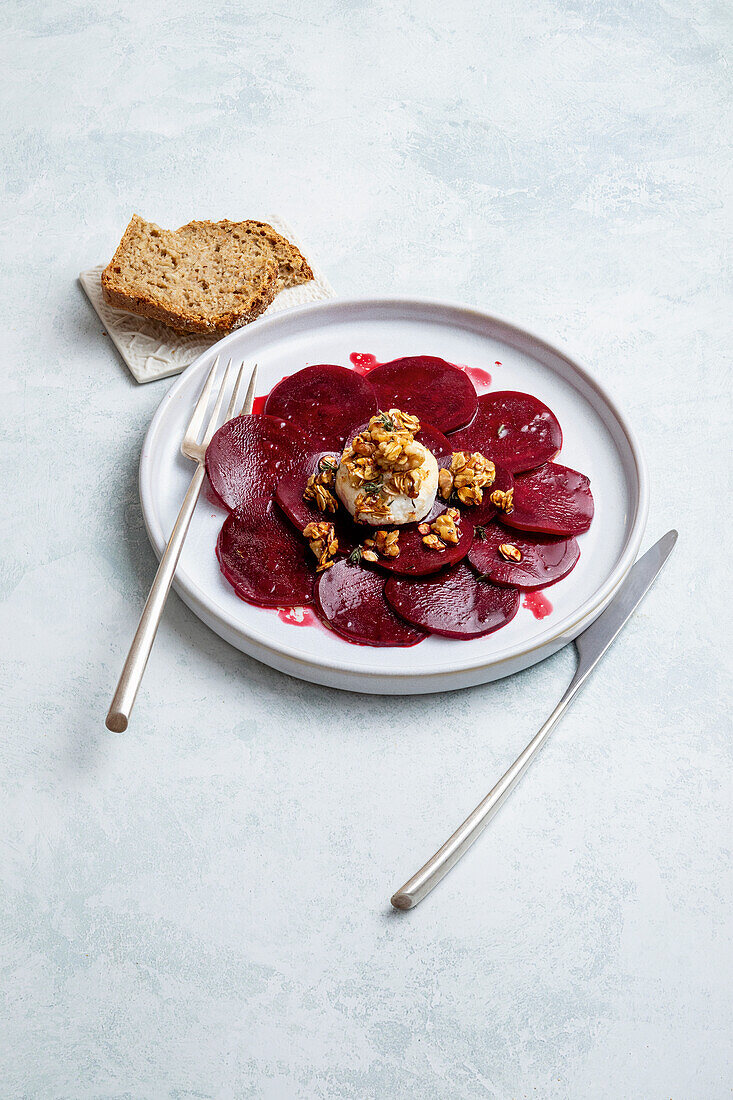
<box><xmin>340</xmin><ymin>409</ymin><xmax>430</xmax><ymax>523</ymax></box>
<box><xmin>438</xmin><ymin>452</ymin><xmax>496</xmax><ymax>505</ymax></box>
<box><xmin>303</xmin><ymin>520</ymin><xmax>338</xmax><ymax>572</ymax></box>
<box><xmin>302</xmin><ymin>455</ymin><xmax>339</xmax><ymax>514</ymax></box>
<box><xmin>418</xmin><ymin>507</ymin><xmax>461</xmax><ymax>552</ymax></box>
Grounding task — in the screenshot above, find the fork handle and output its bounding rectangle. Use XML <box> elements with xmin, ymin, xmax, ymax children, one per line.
<box><xmin>106</xmin><ymin>463</ymin><xmax>206</xmax><ymax>732</ymax></box>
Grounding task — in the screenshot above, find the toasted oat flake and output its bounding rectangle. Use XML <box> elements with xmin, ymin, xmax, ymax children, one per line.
<box><xmin>498</xmin><ymin>542</ymin><xmax>522</xmax><ymax>563</ymax></box>
<box><xmin>422</xmin><ymin>533</ymin><xmax>445</xmax><ymax>552</ymax></box>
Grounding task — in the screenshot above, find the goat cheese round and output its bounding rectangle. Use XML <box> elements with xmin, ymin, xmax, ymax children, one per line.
<box><xmin>335</xmin><ymin>441</ymin><xmax>439</xmax><ymax>526</ymax></box>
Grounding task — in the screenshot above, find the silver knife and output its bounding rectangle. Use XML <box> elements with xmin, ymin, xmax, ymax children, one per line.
<box><xmin>391</xmin><ymin>529</ymin><xmax>678</xmax><ymax>910</ymax></box>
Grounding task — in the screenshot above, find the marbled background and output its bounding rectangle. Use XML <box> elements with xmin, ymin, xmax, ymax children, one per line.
<box><xmin>1</xmin><ymin>1</ymin><xmax>731</xmax><ymax>1097</ymax></box>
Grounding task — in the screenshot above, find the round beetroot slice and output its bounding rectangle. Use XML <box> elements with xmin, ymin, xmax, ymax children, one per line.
<box><xmin>217</xmin><ymin>499</ymin><xmax>315</xmax><ymax>609</ymax></box>
<box><xmin>501</xmin><ymin>462</ymin><xmax>594</xmax><ymax>536</ymax></box>
<box><xmin>449</xmin><ymin>391</ymin><xmax>562</xmax><ymax>473</ymax></box>
<box><xmin>206</xmin><ymin>414</ymin><xmax>309</xmax><ymax>512</ymax></box>
<box><xmin>414</xmin><ymin>420</ymin><xmax>453</xmax><ymax>460</ymax></box>
<box><xmin>469</xmin><ymin>520</ymin><xmax>580</xmax><ymax>589</ymax></box>
<box><xmin>367</xmin><ymin>357</ymin><xmax>478</xmax><ymax>434</ymax></box>
<box><xmin>264</xmin><ymin>364</ymin><xmax>378</xmax><ymax>450</ymax></box>
<box><xmin>384</xmin><ymin>563</ymin><xmax>520</xmax><ymax>639</ymax></box>
<box><xmin>371</xmin><ymin>507</ymin><xmax>474</xmax><ymax>576</ymax></box>
<box><xmin>315</xmin><ymin>559</ymin><xmax>427</xmax><ymax>647</ymax></box>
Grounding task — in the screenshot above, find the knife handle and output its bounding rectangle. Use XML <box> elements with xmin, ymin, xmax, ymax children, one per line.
<box><xmin>390</xmin><ymin>530</ymin><xmax>678</xmax><ymax>910</ymax></box>
<box><xmin>390</xmin><ymin>687</ymin><xmax>575</xmax><ymax>910</ymax></box>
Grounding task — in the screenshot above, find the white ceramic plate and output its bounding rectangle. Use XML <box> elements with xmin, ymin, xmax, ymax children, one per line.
<box><xmin>139</xmin><ymin>298</ymin><xmax>648</xmax><ymax>694</ymax></box>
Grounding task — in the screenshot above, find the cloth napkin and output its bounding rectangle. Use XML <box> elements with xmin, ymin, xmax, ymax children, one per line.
<box><xmin>79</xmin><ymin>215</ymin><xmax>335</xmax><ymax>383</ymax></box>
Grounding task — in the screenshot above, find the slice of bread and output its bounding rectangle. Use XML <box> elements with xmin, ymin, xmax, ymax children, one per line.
<box><xmin>101</xmin><ymin>216</ymin><xmax>313</xmax><ymax>334</ymax></box>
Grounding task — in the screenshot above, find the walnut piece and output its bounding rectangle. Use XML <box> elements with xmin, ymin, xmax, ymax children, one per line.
<box><xmin>364</xmin><ymin>529</ymin><xmax>401</xmax><ymax>559</ymax></box>
<box><xmin>422</xmin><ymin>532</ymin><xmax>446</xmax><ymax>552</ymax></box>
<box><xmin>490</xmin><ymin>487</ymin><xmax>514</xmax><ymax>513</ymax></box>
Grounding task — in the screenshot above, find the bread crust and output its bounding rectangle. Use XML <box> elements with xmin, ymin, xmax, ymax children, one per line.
<box><xmin>101</xmin><ymin>215</ymin><xmax>312</xmax><ymax>334</ymax></box>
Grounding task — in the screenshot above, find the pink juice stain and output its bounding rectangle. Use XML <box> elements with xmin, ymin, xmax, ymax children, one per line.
<box><xmin>523</xmin><ymin>591</ymin><xmax>553</xmax><ymax>620</ymax></box>
<box><xmin>277</xmin><ymin>607</ymin><xmax>318</xmax><ymax>627</ymax></box>
<box><xmin>349</xmin><ymin>352</ymin><xmax>384</xmax><ymax>375</ymax></box>
<box><xmin>459</xmin><ymin>365</ymin><xmax>492</xmax><ymax>389</ymax></box>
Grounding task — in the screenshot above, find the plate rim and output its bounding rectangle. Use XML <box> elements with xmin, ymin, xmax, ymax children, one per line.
<box><xmin>139</xmin><ymin>295</ymin><xmax>649</xmax><ymax>682</ymax></box>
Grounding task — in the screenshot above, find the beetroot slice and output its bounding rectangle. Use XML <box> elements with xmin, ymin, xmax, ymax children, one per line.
<box><xmin>217</xmin><ymin>499</ymin><xmax>315</xmax><ymax>609</ymax></box>
<box><xmin>449</xmin><ymin>391</ymin><xmax>562</xmax><ymax>473</ymax></box>
<box><xmin>206</xmin><ymin>414</ymin><xmax>309</xmax><ymax>512</ymax></box>
<box><xmin>371</xmin><ymin>506</ymin><xmax>474</xmax><ymax>576</ymax></box>
<box><xmin>264</xmin><ymin>364</ymin><xmax>378</xmax><ymax>450</ymax></box>
<box><xmin>469</xmin><ymin>520</ymin><xmax>580</xmax><ymax>589</ymax></box>
<box><xmin>315</xmin><ymin>559</ymin><xmax>426</xmax><ymax>647</ymax></box>
<box><xmin>502</xmin><ymin>462</ymin><xmax>594</xmax><ymax>536</ymax></box>
<box><xmin>367</xmin><ymin>357</ymin><xmax>478</xmax><ymax>434</ymax></box>
<box><xmin>414</xmin><ymin>420</ymin><xmax>453</xmax><ymax>460</ymax></box>
<box><xmin>384</xmin><ymin>563</ymin><xmax>520</xmax><ymax>639</ymax></box>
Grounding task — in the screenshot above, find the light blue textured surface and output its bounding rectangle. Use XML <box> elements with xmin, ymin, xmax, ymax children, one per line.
<box><xmin>1</xmin><ymin>2</ymin><xmax>731</xmax><ymax>1097</ymax></box>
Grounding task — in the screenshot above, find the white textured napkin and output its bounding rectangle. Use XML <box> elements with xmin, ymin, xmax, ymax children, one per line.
<box><xmin>79</xmin><ymin>215</ymin><xmax>336</xmax><ymax>383</ymax></box>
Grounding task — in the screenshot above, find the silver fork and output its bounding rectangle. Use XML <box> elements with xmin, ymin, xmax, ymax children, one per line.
<box><xmin>106</xmin><ymin>357</ymin><xmax>258</xmax><ymax>733</ymax></box>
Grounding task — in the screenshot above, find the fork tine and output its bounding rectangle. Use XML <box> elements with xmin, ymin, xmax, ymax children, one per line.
<box><xmin>224</xmin><ymin>361</ymin><xmax>247</xmax><ymax>421</ymax></box>
<box><xmin>239</xmin><ymin>363</ymin><xmax>259</xmax><ymax>415</ymax></box>
<box><xmin>201</xmin><ymin>357</ymin><xmax>236</xmax><ymax>448</ymax></box>
<box><xmin>186</xmin><ymin>355</ymin><xmax>219</xmax><ymax>442</ymax></box>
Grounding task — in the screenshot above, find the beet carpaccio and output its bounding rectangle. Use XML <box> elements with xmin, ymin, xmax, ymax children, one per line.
<box><xmin>205</xmin><ymin>356</ymin><xmax>594</xmax><ymax>647</ymax></box>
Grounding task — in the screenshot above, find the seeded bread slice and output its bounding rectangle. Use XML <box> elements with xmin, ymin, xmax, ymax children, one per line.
<box><xmin>177</xmin><ymin>219</ymin><xmax>313</xmax><ymax>295</ymax></box>
<box><xmin>101</xmin><ymin>216</ymin><xmax>312</xmax><ymax>334</ymax></box>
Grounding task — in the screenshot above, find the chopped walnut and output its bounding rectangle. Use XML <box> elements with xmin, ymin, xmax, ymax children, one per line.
<box><xmin>498</xmin><ymin>542</ymin><xmax>522</xmax><ymax>563</ymax></box>
<box><xmin>422</xmin><ymin>532</ymin><xmax>445</xmax><ymax>552</ymax></box>
<box><xmin>490</xmin><ymin>487</ymin><xmax>514</xmax><ymax>513</ymax></box>
<box><xmin>455</xmin><ymin>484</ymin><xmax>483</xmax><ymax>506</ymax></box>
<box><xmin>369</xmin><ymin>529</ymin><xmax>400</xmax><ymax>558</ymax></box>
<box><xmin>303</xmin><ymin>521</ymin><xmax>338</xmax><ymax>571</ymax></box>
<box><xmin>438</xmin><ymin>467</ymin><xmax>454</xmax><ymax>500</ymax></box>
<box><xmin>417</xmin><ymin>522</ymin><xmax>431</xmax><ymax>535</ymax></box>
<box><xmin>431</xmin><ymin>512</ymin><xmax>460</xmax><ymax>545</ymax></box>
